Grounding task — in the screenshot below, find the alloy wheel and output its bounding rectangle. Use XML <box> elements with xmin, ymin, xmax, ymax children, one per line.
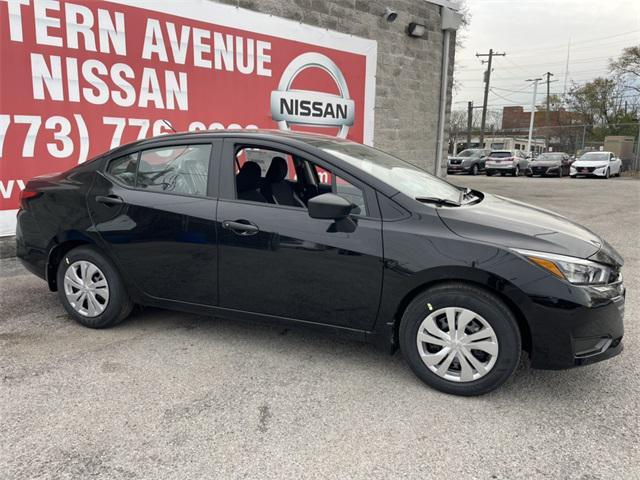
<box><xmin>63</xmin><ymin>260</ymin><xmax>110</xmax><ymax>317</ymax></box>
<box><xmin>416</xmin><ymin>307</ymin><xmax>499</xmax><ymax>382</ymax></box>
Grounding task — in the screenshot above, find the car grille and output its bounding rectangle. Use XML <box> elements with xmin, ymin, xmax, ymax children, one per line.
<box><xmin>578</xmin><ymin>167</ymin><xmax>596</xmax><ymax>173</ymax></box>
<box><xmin>449</xmin><ymin>159</ymin><xmax>462</xmax><ymax>165</ymax></box>
<box><xmin>532</xmin><ymin>167</ymin><xmax>547</xmax><ymax>175</ymax></box>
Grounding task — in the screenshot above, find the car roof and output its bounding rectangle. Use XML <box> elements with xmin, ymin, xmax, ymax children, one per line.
<box><xmin>119</xmin><ymin>129</ymin><xmax>350</xmax><ymax>150</ymax></box>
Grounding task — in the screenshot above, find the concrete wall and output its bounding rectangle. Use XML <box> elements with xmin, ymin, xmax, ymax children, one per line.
<box><xmin>214</xmin><ymin>0</ymin><xmax>455</xmax><ymax>174</ymax></box>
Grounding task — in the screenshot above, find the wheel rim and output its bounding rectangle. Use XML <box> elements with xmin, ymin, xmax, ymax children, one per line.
<box><xmin>472</xmin><ymin>165</ymin><xmax>478</xmax><ymax>175</ymax></box>
<box><xmin>63</xmin><ymin>260</ymin><xmax>110</xmax><ymax>317</ymax></box>
<box><xmin>416</xmin><ymin>307</ymin><xmax>499</xmax><ymax>383</ymax></box>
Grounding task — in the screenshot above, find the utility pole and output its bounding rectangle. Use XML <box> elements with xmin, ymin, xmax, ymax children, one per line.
<box><xmin>526</xmin><ymin>78</ymin><xmax>542</xmax><ymax>156</ymax></box>
<box><xmin>544</xmin><ymin>71</ymin><xmax>554</xmax><ymax>151</ymax></box>
<box><xmin>476</xmin><ymin>49</ymin><xmax>505</xmax><ymax>148</ymax></box>
<box><xmin>467</xmin><ymin>101</ymin><xmax>473</xmax><ymax>148</ymax></box>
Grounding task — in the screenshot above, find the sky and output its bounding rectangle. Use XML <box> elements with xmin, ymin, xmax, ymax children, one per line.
<box><xmin>452</xmin><ymin>0</ymin><xmax>640</xmax><ymax>114</ymax></box>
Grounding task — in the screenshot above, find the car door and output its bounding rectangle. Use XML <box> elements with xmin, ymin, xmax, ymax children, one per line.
<box><xmin>87</xmin><ymin>139</ymin><xmax>221</xmax><ymax>306</ymax></box>
<box><xmin>216</xmin><ymin>138</ymin><xmax>384</xmax><ymax>331</ymax></box>
<box><xmin>610</xmin><ymin>153</ymin><xmax>621</xmax><ymax>175</ymax></box>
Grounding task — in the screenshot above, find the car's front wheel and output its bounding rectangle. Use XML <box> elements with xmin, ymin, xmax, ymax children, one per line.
<box><xmin>399</xmin><ymin>283</ymin><xmax>521</xmax><ymax>396</ymax></box>
<box><xmin>471</xmin><ymin>164</ymin><xmax>479</xmax><ymax>176</ymax></box>
<box><xmin>56</xmin><ymin>245</ymin><xmax>133</xmax><ymax>328</ymax></box>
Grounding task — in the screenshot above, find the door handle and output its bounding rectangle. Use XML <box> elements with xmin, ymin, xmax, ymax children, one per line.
<box><xmin>96</xmin><ymin>195</ymin><xmax>124</xmax><ymax>205</ymax></box>
<box><xmin>222</xmin><ymin>220</ymin><xmax>259</xmax><ymax>236</ymax></box>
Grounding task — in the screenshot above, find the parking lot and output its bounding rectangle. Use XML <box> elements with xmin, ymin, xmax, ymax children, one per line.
<box><xmin>1</xmin><ymin>176</ymin><xmax>638</xmax><ymax>480</ymax></box>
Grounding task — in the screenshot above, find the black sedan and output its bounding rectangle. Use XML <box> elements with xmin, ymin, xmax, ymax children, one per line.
<box><xmin>16</xmin><ymin>130</ymin><xmax>625</xmax><ymax>396</ymax></box>
<box><xmin>526</xmin><ymin>152</ymin><xmax>572</xmax><ymax>177</ymax></box>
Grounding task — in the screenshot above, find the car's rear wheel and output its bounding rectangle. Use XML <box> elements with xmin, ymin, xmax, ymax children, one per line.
<box><xmin>513</xmin><ymin>166</ymin><xmax>520</xmax><ymax>177</ymax></box>
<box><xmin>471</xmin><ymin>164</ymin><xmax>479</xmax><ymax>176</ymax></box>
<box><xmin>399</xmin><ymin>283</ymin><xmax>521</xmax><ymax>396</ymax></box>
<box><xmin>57</xmin><ymin>245</ymin><xmax>133</xmax><ymax>328</ymax></box>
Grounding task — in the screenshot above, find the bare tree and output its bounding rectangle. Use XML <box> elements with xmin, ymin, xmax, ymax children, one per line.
<box><xmin>610</xmin><ymin>45</ymin><xmax>640</xmax><ymax>94</ymax></box>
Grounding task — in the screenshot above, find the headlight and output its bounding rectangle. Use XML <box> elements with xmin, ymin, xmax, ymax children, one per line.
<box><xmin>513</xmin><ymin>249</ymin><xmax>612</xmax><ymax>285</ymax></box>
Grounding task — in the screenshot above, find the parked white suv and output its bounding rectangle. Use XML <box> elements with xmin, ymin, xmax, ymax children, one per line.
<box><xmin>570</xmin><ymin>151</ymin><xmax>622</xmax><ymax>179</ymax></box>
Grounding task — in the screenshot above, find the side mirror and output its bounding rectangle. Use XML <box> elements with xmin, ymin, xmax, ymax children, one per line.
<box><xmin>308</xmin><ymin>193</ymin><xmax>353</xmax><ymax>220</ymax></box>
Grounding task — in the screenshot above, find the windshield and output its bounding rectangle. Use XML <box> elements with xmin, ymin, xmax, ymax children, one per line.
<box><xmin>580</xmin><ymin>153</ymin><xmax>608</xmax><ymax>162</ymax></box>
<box><xmin>536</xmin><ymin>153</ymin><xmax>563</xmax><ymax>161</ymax></box>
<box><xmin>310</xmin><ymin>139</ymin><xmax>463</xmax><ymax>203</ymax></box>
<box><xmin>457</xmin><ymin>149</ymin><xmax>477</xmax><ymax>157</ymax></box>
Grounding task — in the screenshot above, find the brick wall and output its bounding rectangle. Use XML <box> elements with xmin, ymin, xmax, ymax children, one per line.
<box><xmin>212</xmin><ymin>0</ymin><xmax>454</xmax><ymax>174</ymax></box>
<box><xmin>502</xmin><ymin>106</ymin><xmax>587</xmax><ymax>132</ymax></box>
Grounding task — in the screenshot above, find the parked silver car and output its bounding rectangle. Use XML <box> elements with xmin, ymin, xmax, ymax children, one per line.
<box><xmin>485</xmin><ymin>150</ymin><xmax>530</xmax><ymax>177</ymax></box>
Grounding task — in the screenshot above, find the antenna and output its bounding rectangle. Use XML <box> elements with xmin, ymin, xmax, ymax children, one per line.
<box><xmin>162</xmin><ymin>119</ymin><xmax>177</xmax><ymax>133</ymax></box>
<box><xmin>562</xmin><ymin>37</ymin><xmax>571</xmax><ymax>98</ymax></box>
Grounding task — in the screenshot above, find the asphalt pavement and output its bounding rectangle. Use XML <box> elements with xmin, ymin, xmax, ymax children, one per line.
<box><xmin>1</xmin><ymin>175</ymin><xmax>639</xmax><ymax>479</ymax></box>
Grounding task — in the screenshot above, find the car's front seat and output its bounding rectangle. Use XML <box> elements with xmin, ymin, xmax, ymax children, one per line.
<box><xmin>236</xmin><ymin>161</ymin><xmax>266</xmax><ymax>202</ymax></box>
<box><xmin>261</xmin><ymin>157</ymin><xmax>305</xmax><ymax>207</ymax></box>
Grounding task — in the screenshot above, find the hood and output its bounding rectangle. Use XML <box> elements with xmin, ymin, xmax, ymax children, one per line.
<box><xmin>436</xmin><ymin>193</ymin><xmax>613</xmax><ymax>261</ymax></box>
<box><xmin>530</xmin><ymin>160</ymin><xmax>561</xmax><ymax>167</ymax></box>
<box><xmin>572</xmin><ymin>159</ymin><xmax>608</xmax><ymax>167</ymax></box>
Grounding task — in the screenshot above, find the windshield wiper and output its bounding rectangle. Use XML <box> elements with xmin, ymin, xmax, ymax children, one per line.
<box><xmin>415</xmin><ymin>196</ymin><xmax>461</xmax><ymax>207</ymax></box>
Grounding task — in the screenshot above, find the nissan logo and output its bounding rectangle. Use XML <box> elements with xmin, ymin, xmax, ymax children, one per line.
<box><xmin>270</xmin><ymin>52</ymin><xmax>355</xmax><ymax>138</ymax></box>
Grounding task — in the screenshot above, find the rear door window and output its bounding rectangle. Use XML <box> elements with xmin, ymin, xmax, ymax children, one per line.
<box><xmin>138</xmin><ymin>145</ymin><xmax>211</xmax><ymax>196</ymax></box>
<box><xmin>106</xmin><ymin>153</ymin><xmax>138</xmax><ymax>187</ymax></box>
<box><xmin>106</xmin><ymin>144</ymin><xmax>213</xmax><ymax>197</ymax></box>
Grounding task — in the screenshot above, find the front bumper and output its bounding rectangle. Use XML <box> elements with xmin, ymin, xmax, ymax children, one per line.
<box><xmin>570</xmin><ymin>165</ymin><xmax>608</xmax><ymax>177</ymax></box>
<box><xmin>527</xmin><ymin>165</ymin><xmax>560</xmax><ymax>176</ymax></box>
<box><xmin>447</xmin><ymin>163</ymin><xmax>471</xmax><ymax>173</ymax></box>
<box><xmin>525</xmin><ymin>283</ymin><xmax>625</xmax><ymax>369</ymax></box>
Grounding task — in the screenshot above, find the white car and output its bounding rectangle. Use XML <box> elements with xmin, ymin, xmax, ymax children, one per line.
<box><xmin>570</xmin><ymin>151</ymin><xmax>622</xmax><ymax>178</ymax></box>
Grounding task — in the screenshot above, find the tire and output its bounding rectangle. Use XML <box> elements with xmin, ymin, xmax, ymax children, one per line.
<box><xmin>399</xmin><ymin>283</ymin><xmax>521</xmax><ymax>396</ymax></box>
<box><xmin>471</xmin><ymin>164</ymin><xmax>479</xmax><ymax>176</ymax></box>
<box><xmin>605</xmin><ymin>169</ymin><xmax>610</xmax><ymax>179</ymax></box>
<box><xmin>485</xmin><ymin>170</ymin><xmax>493</xmax><ymax>177</ymax></box>
<box><xmin>513</xmin><ymin>166</ymin><xmax>520</xmax><ymax>177</ymax></box>
<box><xmin>56</xmin><ymin>245</ymin><xmax>133</xmax><ymax>328</ymax></box>
<box><xmin>500</xmin><ymin>172</ymin><xmax>506</xmax><ymax>177</ymax></box>
<box><xmin>558</xmin><ymin>167</ymin><xmax>563</xmax><ymax>178</ymax></box>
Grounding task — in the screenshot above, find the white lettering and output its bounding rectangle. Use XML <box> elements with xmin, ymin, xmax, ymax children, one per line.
<box><xmin>138</xmin><ymin>68</ymin><xmax>164</xmax><ymax>109</ymax></box>
<box><xmin>141</xmin><ymin>19</ymin><xmax>168</xmax><ymax>62</ymax></box>
<box><xmin>34</xmin><ymin>0</ymin><xmax>63</xmax><ymax>47</ymax></box>
<box><xmin>192</xmin><ymin>28</ymin><xmax>212</xmax><ymax>68</ymax></box>
<box><xmin>82</xmin><ymin>59</ymin><xmax>109</xmax><ymax>105</ymax></box>
<box><xmin>65</xmin><ymin>2</ymin><xmax>96</xmax><ymax>51</ymax></box>
<box><xmin>166</xmin><ymin>22</ymin><xmax>190</xmax><ymax>65</ymax></box>
<box><xmin>7</xmin><ymin>0</ymin><xmax>29</xmax><ymax>42</ymax></box>
<box><xmin>31</xmin><ymin>53</ymin><xmax>64</xmax><ymax>101</ymax></box>
<box><xmin>97</xmin><ymin>9</ymin><xmax>126</xmax><ymax>55</ymax></box>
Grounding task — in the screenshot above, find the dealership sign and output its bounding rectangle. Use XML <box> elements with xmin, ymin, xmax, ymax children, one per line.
<box><xmin>0</xmin><ymin>0</ymin><xmax>377</xmax><ymax>236</ymax></box>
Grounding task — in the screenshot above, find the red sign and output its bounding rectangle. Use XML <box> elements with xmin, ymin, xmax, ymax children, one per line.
<box><xmin>0</xmin><ymin>0</ymin><xmax>377</xmax><ymax>235</ymax></box>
